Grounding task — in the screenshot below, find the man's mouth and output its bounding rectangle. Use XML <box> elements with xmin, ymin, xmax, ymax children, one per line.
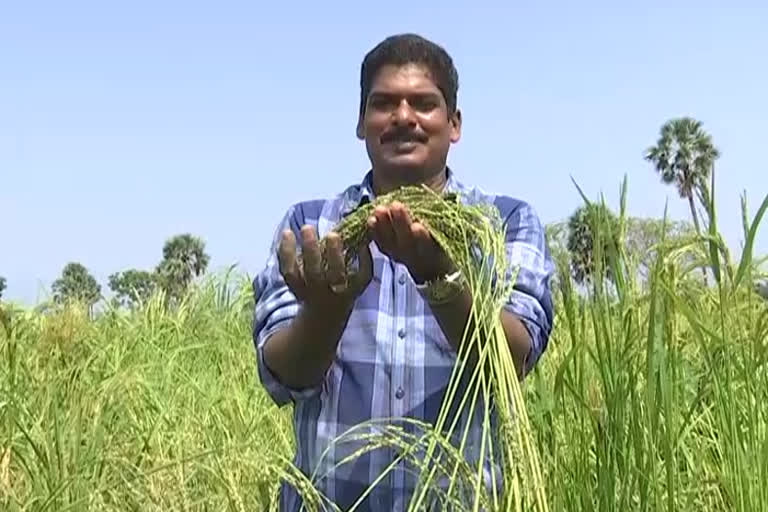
<box><xmin>380</xmin><ymin>131</ymin><xmax>427</xmax><ymax>145</ymax></box>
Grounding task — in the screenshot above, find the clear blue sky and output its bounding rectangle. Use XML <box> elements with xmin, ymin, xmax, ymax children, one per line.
<box><xmin>2</xmin><ymin>1</ymin><xmax>767</xmax><ymax>305</ymax></box>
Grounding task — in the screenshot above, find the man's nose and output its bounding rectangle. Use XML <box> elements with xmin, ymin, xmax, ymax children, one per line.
<box><xmin>393</xmin><ymin>99</ymin><xmax>416</xmax><ymax>125</ymax></box>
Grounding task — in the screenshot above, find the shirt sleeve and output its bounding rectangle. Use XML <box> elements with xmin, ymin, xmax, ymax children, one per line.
<box><xmin>500</xmin><ymin>200</ymin><xmax>556</xmax><ymax>376</ymax></box>
<box><xmin>252</xmin><ymin>204</ymin><xmax>323</xmax><ymax>406</ymax></box>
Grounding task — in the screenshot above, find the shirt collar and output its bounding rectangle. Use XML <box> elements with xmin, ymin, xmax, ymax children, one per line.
<box><xmin>340</xmin><ymin>167</ymin><xmax>461</xmax><ymax>217</ymax></box>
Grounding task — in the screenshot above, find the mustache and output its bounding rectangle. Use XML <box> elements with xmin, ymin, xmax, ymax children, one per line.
<box><xmin>380</xmin><ymin>129</ymin><xmax>428</xmax><ymax>144</ymax></box>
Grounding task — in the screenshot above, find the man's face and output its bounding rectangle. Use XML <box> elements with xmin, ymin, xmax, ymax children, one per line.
<box><xmin>357</xmin><ymin>63</ymin><xmax>461</xmax><ymax>183</ymax></box>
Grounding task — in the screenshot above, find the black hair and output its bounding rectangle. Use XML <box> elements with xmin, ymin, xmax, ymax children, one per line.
<box><xmin>359</xmin><ymin>33</ymin><xmax>459</xmax><ymax>119</ymax></box>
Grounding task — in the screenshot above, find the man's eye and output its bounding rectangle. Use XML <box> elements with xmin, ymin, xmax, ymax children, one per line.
<box><xmin>370</xmin><ymin>98</ymin><xmax>394</xmax><ymax>109</ymax></box>
<box><xmin>412</xmin><ymin>98</ymin><xmax>438</xmax><ymax>111</ymax></box>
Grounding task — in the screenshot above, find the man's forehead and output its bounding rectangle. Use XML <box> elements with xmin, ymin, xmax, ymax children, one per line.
<box><xmin>368</xmin><ymin>63</ymin><xmax>440</xmax><ymax>92</ymax></box>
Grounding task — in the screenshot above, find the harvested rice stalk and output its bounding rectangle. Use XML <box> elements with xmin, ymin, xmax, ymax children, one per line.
<box><xmin>308</xmin><ymin>185</ymin><xmax>549</xmax><ymax>512</ymax></box>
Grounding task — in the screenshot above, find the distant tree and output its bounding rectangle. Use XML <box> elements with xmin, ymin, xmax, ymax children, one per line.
<box><xmin>566</xmin><ymin>203</ymin><xmax>621</xmax><ymax>285</ymax></box>
<box><xmin>0</xmin><ymin>276</ymin><xmax>6</xmax><ymax>300</ymax></box>
<box><xmin>545</xmin><ymin>223</ymin><xmax>569</xmax><ymax>263</ymax></box>
<box><xmin>756</xmin><ymin>281</ymin><xmax>768</xmax><ymax>301</ymax></box>
<box><xmin>544</xmin><ymin>222</ymin><xmax>572</xmax><ymax>293</ymax></box>
<box><xmin>550</xmin><ymin>204</ymin><xmax>700</xmax><ymax>290</ymax></box>
<box><xmin>155</xmin><ymin>234</ymin><xmax>210</xmax><ymax>301</ymax></box>
<box><xmin>624</xmin><ymin>217</ymin><xmax>698</xmax><ymax>281</ymax></box>
<box><xmin>108</xmin><ymin>269</ymin><xmax>157</xmax><ymax>308</ymax></box>
<box><xmin>644</xmin><ymin>117</ymin><xmax>720</xmax><ymax>237</ymax></box>
<box><xmin>52</xmin><ymin>262</ymin><xmax>101</xmax><ymax>314</ymax></box>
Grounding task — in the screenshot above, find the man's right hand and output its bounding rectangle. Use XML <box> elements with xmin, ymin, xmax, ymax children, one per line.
<box><xmin>278</xmin><ymin>225</ymin><xmax>373</xmax><ymax>318</ymax></box>
<box><xmin>263</xmin><ymin>225</ymin><xmax>373</xmax><ymax>392</ymax></box>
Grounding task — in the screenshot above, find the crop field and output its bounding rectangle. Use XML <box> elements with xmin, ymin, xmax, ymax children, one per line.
<box><xmin>1</xmin><ymin>187</ymin><xmax>767</xmax><ymax>512</ymax></box>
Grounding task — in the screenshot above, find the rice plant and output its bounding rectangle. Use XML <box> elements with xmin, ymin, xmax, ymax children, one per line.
<box><xmin>0</xmin><ymin>180</ymin><xmax>766</xmax><ymax>511</ymax></box>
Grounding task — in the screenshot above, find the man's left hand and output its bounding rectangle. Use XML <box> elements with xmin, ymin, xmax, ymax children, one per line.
<box><xmin>366</xmin><ymin>201</ymin><xmax>455</xmax><ymax>284</ymax></box>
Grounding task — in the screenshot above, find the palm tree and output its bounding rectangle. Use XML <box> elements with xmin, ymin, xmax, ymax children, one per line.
<box><xmin>51</xmin><ymin>262</ymin><xmax>102</xmax><ymax>317</ymax></box>
<box><xmin>566</xmin><ymin>203</ymin><xmax>621</xmax><ymax>285</ymax></box>
<box><xmin>644</xmin><ymin>117</ymin><xmax>720</xmax><ymax>236</ymax></box>
<box><xmin>155</xmin><ymin>233</ymin><xmax>210</xmax><ymax>303</ymax></box>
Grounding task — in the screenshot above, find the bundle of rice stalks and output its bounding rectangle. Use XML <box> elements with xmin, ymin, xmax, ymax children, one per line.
<box><xmin>306</xmin><ymin>185</ymin><xmax>549</xmax><ymax>512</ymax></box>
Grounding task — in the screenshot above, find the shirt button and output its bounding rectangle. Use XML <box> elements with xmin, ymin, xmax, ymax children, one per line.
<box><xmin>395</xmin><ymin>387</ymin><xmax>405</xmax><ymax>399</ymax></box>
<box><xmin>398</xmin><ymin>274</ymin><xmax>407</xmax><ymax>285</ymax></box>
<box><xmin>398</xmin><ymin>328</ymin><xmax>406</xmax><ymax>339</ymax></box>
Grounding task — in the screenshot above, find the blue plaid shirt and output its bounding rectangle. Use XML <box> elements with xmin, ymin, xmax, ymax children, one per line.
<box><xmin>252</xmin><ymin>168</ymin><xmax>555</xmax><ymax>511</ymax></box>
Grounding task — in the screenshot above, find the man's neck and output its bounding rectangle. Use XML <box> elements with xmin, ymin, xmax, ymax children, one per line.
<box><xmin>371</xmin><ymin>167</ymin><xmax>448</xmax><ymax>197</ymax></box>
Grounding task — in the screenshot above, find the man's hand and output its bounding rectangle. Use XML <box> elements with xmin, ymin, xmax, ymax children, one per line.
<box><xmin>262</xmin><ymin>225</ymin><xmax>373</xmax><ymax>392</ymax></box>
<box><xmin>366</xmin><ymin>201</ymin><xmax>454</xmax><ymax>284</ymax></box>
<box><xmin>366</xmin><ymin>202</ymin><xmax>532</xmax><ymax>377</ymax></box>
<box><xmin>279</xmin><ymin>225</ymin><xmax>373</xmax><ymax>316</ymax></box>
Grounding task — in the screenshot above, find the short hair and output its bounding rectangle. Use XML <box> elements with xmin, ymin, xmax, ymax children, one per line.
<box><xmin>358</xmin><ymin>33</ymin><xmax>459</xmax><ymax>119</ymax></box>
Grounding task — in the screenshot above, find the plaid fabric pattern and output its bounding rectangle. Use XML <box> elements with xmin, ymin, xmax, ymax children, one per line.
<box><xmin>252</xmin><ymin>168</ymin><xmax>555</xmax><ymax>511</ymax></box>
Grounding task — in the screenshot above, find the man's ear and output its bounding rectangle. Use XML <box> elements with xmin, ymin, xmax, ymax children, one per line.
<box><xmin>356</xmin><ymin>113</ymin><xmax>365</xmax><ymax>140</ymax></box>
<box><xmin>450</xmin><ymin>108</ymin><xmax>462</xmax><ymax>143</ymax></box>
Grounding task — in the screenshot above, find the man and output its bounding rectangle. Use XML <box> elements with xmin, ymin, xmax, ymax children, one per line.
<box><xmin>253</xmin><ymin>33</ymin><xmax>555</xmax><ymax>511</ymax></box>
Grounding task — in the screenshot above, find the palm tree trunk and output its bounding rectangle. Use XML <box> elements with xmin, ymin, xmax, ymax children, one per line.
<box><xmin>688</xmin><ymin>194</ymin><xmax>702</xmax><ymax>235</ymax></box>
<box><xmin>687</xmin><ymin>194</ymin><xmax>709</xmax><ymax>285</ymax></box>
